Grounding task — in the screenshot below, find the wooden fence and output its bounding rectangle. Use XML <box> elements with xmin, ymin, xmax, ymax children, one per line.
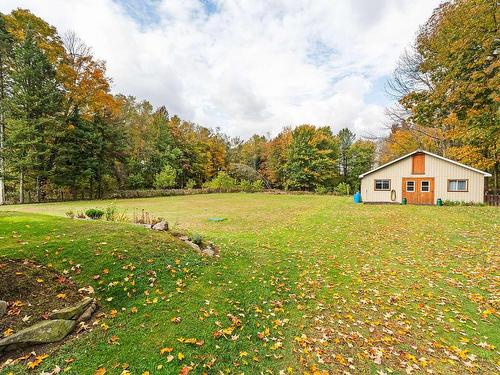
<box><xmin>484</xmin><ymin>193</ymin><xmax>500</xmax><ymax>206</ymax></box>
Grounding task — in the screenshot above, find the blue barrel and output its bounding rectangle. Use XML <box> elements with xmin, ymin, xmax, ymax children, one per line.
<box><xmin>353</xmin><ymin>191</ymin><xmax>361</xmax><ymax>204</ymax></box>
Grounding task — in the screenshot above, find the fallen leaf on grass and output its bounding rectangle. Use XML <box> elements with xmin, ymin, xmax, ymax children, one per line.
<box><xmin>3</xmin><ymin>328</ymin><xmax>13</xmax><ymax>337</ymax></box>
<box><xmin>108</xmin><ymin>335</ymin><xmax>119</xmax><ymax>344</ymax></box>
<box><xmin>40</xmin><ymin>366</ymin><xmax>61</xmax><ymax>375</ymax></box>
<box><xmin>177</xmin><ymin>337</ymin><xmax>204</xmax><ymax>346</ymax></box>
<box><xmin>27</xmin><ymin>354</ymin><xmax>49</xmax><ymax>369</ymax></box>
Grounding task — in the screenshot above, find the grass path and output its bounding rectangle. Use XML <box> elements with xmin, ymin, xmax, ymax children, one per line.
<box><xmin>0</xmin><ymin>194</ymin><xmax>498</xmax><ymax>374</ymax></box>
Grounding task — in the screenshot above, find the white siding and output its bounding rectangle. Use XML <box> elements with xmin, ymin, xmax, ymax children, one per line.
<box><xmin>360</xmin><ymin>154</ymin><xmax>485</xmax><ymax>204</ymax></box>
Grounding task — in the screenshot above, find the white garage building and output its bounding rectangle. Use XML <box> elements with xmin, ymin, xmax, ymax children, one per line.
<box><xmin>359</xmin><ymin>150</ymin><xmax>491</xmax><ymax>205</ymax></box>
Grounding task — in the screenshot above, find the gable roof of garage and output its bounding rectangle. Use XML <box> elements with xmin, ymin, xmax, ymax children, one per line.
<box><xmin>359</xmin><ymin>149</ymin><xmax>492</xmax><ymax>178</ymax></box>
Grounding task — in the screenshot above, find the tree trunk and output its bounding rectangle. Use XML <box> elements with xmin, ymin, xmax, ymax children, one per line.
<box><xmin>98</xmin><ymin>177</ymin><xmax>102</xmax><ymax>199</ymax></box>
<box><xmin>19</xmin><ymin>169</ymin><xmax>24</xmax><ymax>204</ymax></box>
<box><xmin>36</xmin><ymin>176</ymin><xmax>41</xmax><ymax>202</ymax></box>
<box><xmin>0</xmin><ymin>120</ymin><xmax>4</xmax><ymax>205</ymax></box>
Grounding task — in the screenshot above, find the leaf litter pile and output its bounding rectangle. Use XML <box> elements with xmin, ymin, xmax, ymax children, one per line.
<box><xmin>0</xmin><ymin>196</ymin><xmax>498</xmax><ymax>374</ymax></box>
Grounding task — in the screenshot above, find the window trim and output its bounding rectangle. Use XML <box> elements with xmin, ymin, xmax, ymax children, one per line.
<box><xmin>406</xmin><ymin>180</ymin><xmax>415</xmax><ymax>192</ymax></box>
<box><xmin>374</xmin><ymin>179</ymin><xmax>391</xmax><ymax>191</ymax></box>
<box><xmin>421</xmin><ymin>180</ymin><xmax>430</xmax><ymax>192</ymax></box>
<box><xmin>447</xmin><ymin>179</ymin><xmax>468</xmax><ymax>192</ymax></box>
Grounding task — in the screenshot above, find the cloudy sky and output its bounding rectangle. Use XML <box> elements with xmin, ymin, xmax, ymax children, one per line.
<box><xmin>1</xmin><ymin>0</ymin><xmax>441</xmax><ymax>139</ymax></box>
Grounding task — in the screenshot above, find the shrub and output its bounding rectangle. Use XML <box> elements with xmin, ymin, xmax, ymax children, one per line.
<box><xmin>334</xmin><ymin>182</ymin><xmax>351</xmax><ymax>196</ymax></box>
<box><xmin>239</xmin><ymin>179</ymin><xmax>264</xmax><ymax>192</ymax></box>
<box><xmin>252</xmin><ymin>180</ymin><xmax>264</xmax><ymax>192</ymax></box>
<box><xmin>85</xmin><ymin>208</ymin><xmax>104</xmax><ymax>220</ymax></box>
<box><xmin>186</xmin><ymin>179</ymin><xmax>196</xmax><ymax>189</ymax></box>
<box><xmin>76</xmin><ymin>211</ymin><xmax>86</xmax><ymax>219</ymax></box>
<box><xmin>190</xmin><ymin>233</ymin><xmax>203</xmax><ymax>246</ymax></box>
<box><xmin>65</xmin><ymin>210</ymin><xmax>75</xmax><ymax>219</ymax></box>
<box><xmin>227</xmin><ymin>163</ymin><xmax>260</xmax><ymax>181</ymax></box>
<box><xmin>127</xmin><ymin>173</ymin><xmax>146</xmax><ymax>189</ymax></box>
<box><xmin>314</xmin><ymin>186</ymin><xmax>329</xmax><ymax>194</ymax></box>
<box><xmin>154</xmin><ymin>165</ymin><xmax>177</xmax><ymax>189</ymax></box>
<box><xmin>239</xmin><ymin>179</ymin><xmax>253</xmax><ymax>192</ymax></box>
<box><xmin>132</xmin><ymin>209</ymin><xmax>161</xmax><ymax>225</ymax></box>
<box><xmin>442</xmin><ymin>200</ymin><xmax>485</xmax><ymax>207</ymax></box>
<box><xmin>105</xmin><ymin>205</ymin><xmax>117</xmax><ymax>221</ymax></box>
<box><xmin>203</xmin><ymin>171</ymin><xmax>238</xmax><ymax>191</ymax></box>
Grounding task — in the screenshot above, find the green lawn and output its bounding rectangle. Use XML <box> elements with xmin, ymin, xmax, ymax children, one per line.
<box><xmin>0</xmin><ymin>193</ymin><xmax>499</xmax><ymax>374</ymax></box>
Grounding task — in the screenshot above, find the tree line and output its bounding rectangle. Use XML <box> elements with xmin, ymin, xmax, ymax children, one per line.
<box><xmin>0</xmin><ymin>9</ymin><xmax>377</xmax><ymax>204</ymax></box>
<box><xmin>1</xmin><ymin>1</ymin><xmax>497</xmax><ymax>204</ymax></box>
<box><xmin>382</xmin><ymin>0</ymin><xmax>499</xmax><ymax>189</ymax></box>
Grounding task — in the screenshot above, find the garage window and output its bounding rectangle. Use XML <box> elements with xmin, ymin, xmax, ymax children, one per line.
<box><xmin>448</xmin><ymin>179</ymin><xmax>468</xmax><ymax>192</ymax></box>
<box><xmin>406</xmin><ymin>181</ymin><xmax>415</xmax><ymax>192</ymax></box>
<box><xmin>374</xmin><ymin>179</ymin><xmax>390</xmax><ymax>191</ymax></box>
<box><xmin>421</xmin><ymin>181</ymin><xmax>430</xmax><ymax>192</ymax></box>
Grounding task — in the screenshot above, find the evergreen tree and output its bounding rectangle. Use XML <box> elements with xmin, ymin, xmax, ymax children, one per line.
<box><xmin>0</xmin><ymin>14</ymin><xmax>13</xmax><ymax>205</ymax></box>
<box><xmin>337</xmin><ymin>128</ymin><xmax>355</xmax><ymax>183</ymax></box>
<box><xmin>52</xmin><ymin>108</ymin><xmax>94</xmax><ymax>199</ymax></box>
<box><xmin>5</xmin><ymin>26</ymin><xmax>61</xmax><ymax>202</ymax></box>
<box><xmin>87</xmin><ymin>111</ymin><xmax>126</xmax><ymax>198</ymax></box>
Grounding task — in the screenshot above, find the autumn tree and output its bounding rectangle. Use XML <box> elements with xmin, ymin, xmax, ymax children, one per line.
<box><xmin>283</xmin><ymin>125</ymin><xmax>338</xmax><ymax>191</ymax></box>
<box><xmin>261</xmin><ymin>128</ymin><xmax>291</xmax><ymax>187</ymax></box>
<box><xmin>387</xmin><ymin>0</ymin><xmax>499</xmax><ymax>188</ymax></box>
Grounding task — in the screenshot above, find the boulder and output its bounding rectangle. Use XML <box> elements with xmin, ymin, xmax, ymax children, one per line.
<box><xmin>0</xmin><ymin>319</ymin><xmax>75</xmax><ymax>353</ymax></box>
<box><xmin>76</xmin><ymin>302</ymin><xmax>97</xmax><ymax>323</ymax></box>
<box><xmin>49</xmin><ymin>297</ymin><xmax>94</xmax><ymax>320</ymax></box>
<box><xmin>0</xmin><ymin>300</ymin><xmax>6</xmax><ymax>318</ymax></box>
<box><xmin>152</xmin><ymin>221</ymin><xmax>168</xmax><ymax>231</ymax></box>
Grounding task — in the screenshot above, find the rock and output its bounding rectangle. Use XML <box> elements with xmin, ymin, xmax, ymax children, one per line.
<box><xmin>143</xmin><ymin>223</ymin><xmax>152</xmax><ymax>229</ymax></box>
<box><xmin>0</xmin><ymin>319</ymin><xmax>75</xmax><ymax>353</ymax></box>
<box><xmin>76</xmin><ymin>302</ymin><xmax>97</xmax><ymax>323</ymax></box>
<box><xmin>49</xmin><ymin>297</ymin><xmax>94</xmax><ymax>320</ymax></box>
<box><xmin>152</xmin><ymin>221</ymin><xmax>168</xmax><ymax>231</ymax></box>
<box><xmin>0</xmin><ymin>300</ymin><xmax>6</xmax><ymax>318</ymax></box>
<box><xmin>202</xmin><ymin>247</ymin><xmax>215</xmax><ymax>257</ymax></box>
<box><xmin>186</xmin><ymin>241</ymin><xmax>201</xmax><ymax>252</ymax></box>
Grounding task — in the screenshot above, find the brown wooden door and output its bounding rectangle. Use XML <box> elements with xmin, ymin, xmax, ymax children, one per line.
<box><xmin>402</xmin><ymin>177</ymin><xmax>434</xmax><ymax>205</ymax></box>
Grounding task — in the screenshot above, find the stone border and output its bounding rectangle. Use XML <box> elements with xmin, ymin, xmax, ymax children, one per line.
<box><xmin>177</xmin><ymin>236</ymin><xmax>218</xmax><ymax>257</ymax></box>
<box><xmin>134</xmin><ymin>221</ymin><xmax>218</xmax><ymax>257</ymax></box>
<box><xmin>0</xmin><ymin>297</ymin><xmax>96</xmax><ymax>354</ymax></box>
<box><xmin>71</xmin><ymin>217</ymin><xmax>218</xmax><ymax>257</ymax></box>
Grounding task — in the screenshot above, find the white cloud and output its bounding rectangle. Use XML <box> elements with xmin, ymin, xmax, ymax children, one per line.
<box><xmin>0</xmin><ymin>0</ymin><xmax>441</xmax><ymax>138</ymax></box>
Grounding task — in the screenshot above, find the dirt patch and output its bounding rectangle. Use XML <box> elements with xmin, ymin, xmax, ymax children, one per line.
<box><xmin>0</xmin><ymin>258</ymin><xmax>83</xmax><ymax>334</ymax></box>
